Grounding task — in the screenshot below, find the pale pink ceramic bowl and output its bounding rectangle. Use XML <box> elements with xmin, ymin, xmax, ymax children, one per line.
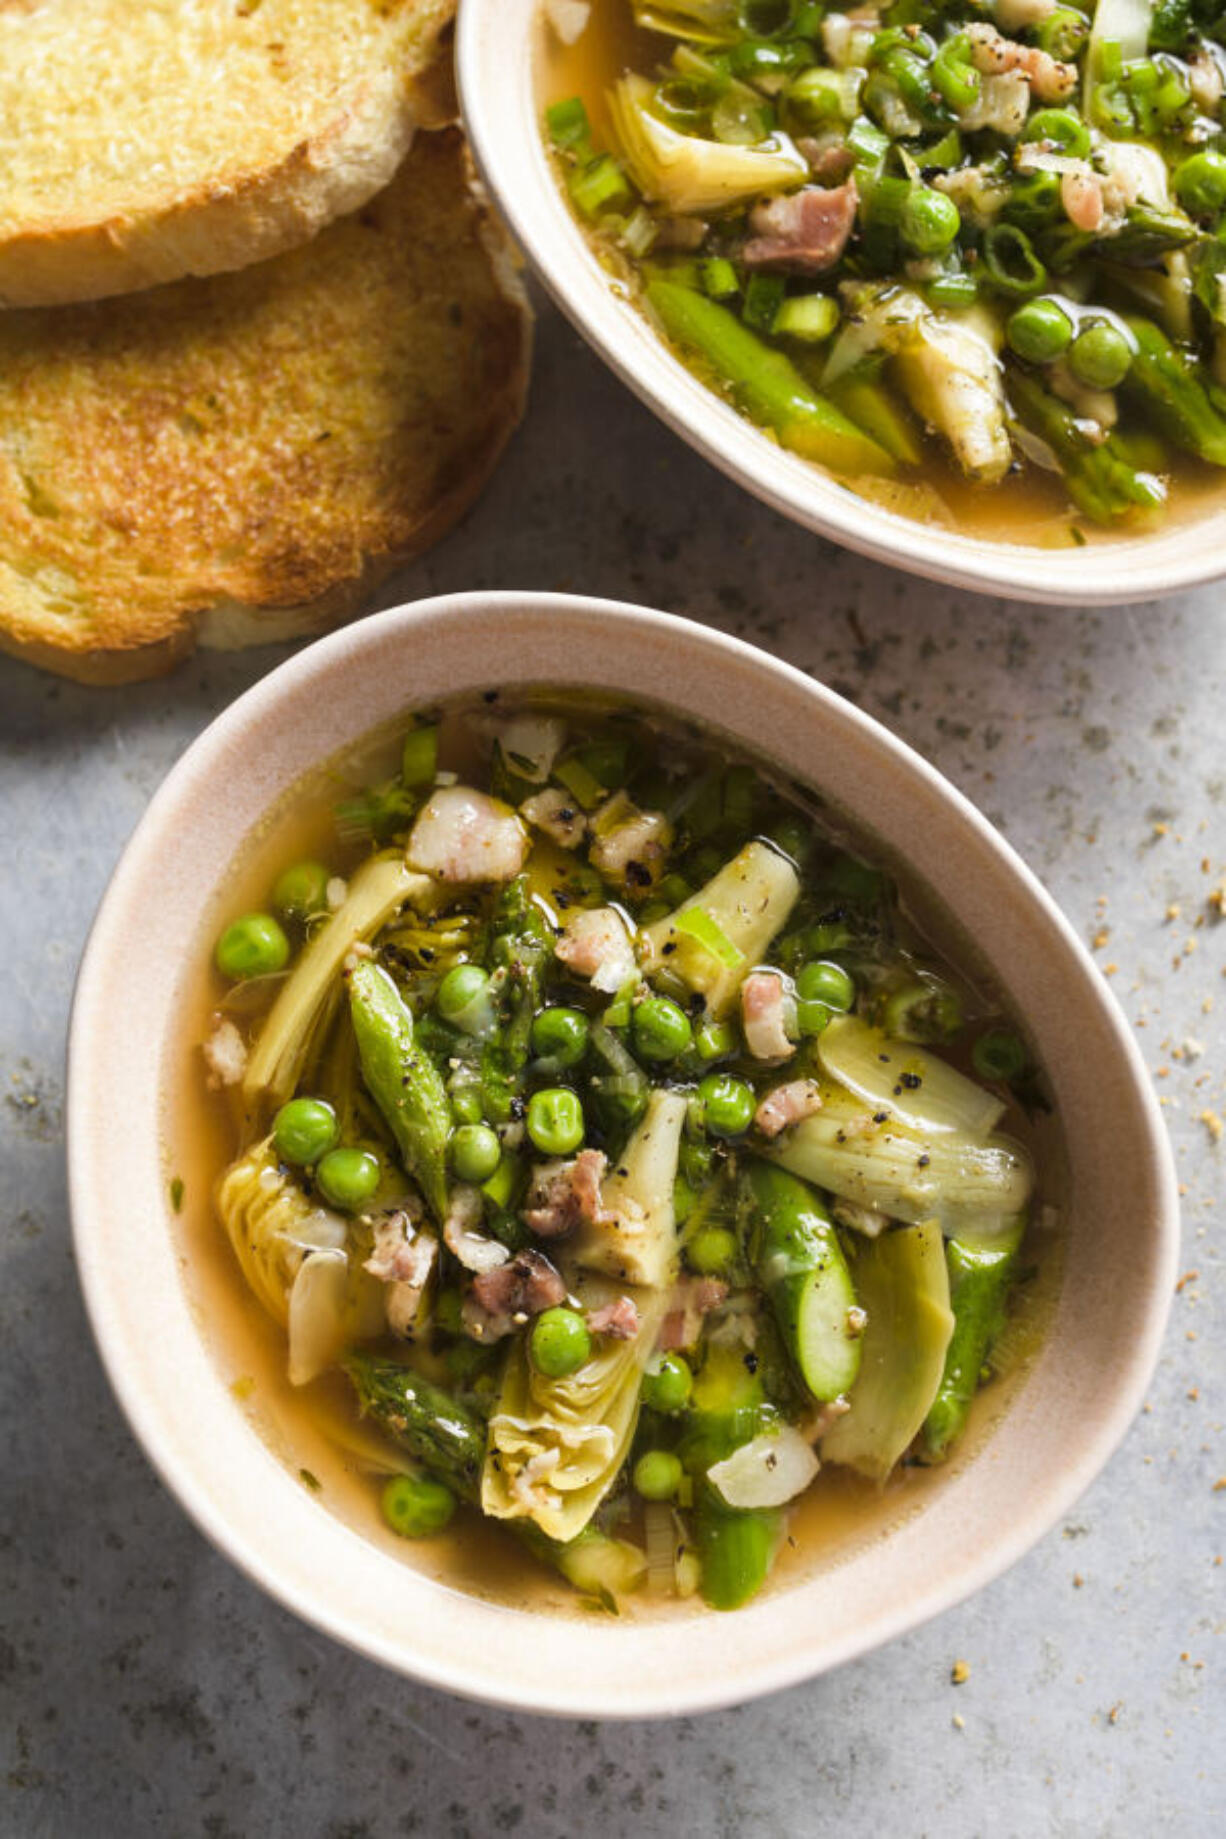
<box><xmin>457</xmin><ymin>0</ymin><xmax>1226</xmax><ymax>604</ymax></box>
<box><xmin>68</xmin><ymin>592</ymin><xmax>1178</xmax><ymax>1715</ymax></box>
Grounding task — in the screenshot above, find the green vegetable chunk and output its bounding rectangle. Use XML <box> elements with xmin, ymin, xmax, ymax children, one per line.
<box><xmin>745</xmin><ymin>1161</ymin><xmax>862</xmax><ymax>1402</ymax></box>
<box><xmin>633</xmin><ymin>995</ymin><xmax>694</xmax><ymax>1061</ymax></box>
<box><xmin>381</xmin><ymin>1473</ymin><xmax>457</xmax><ymax>1539</ymax></box>
<box><xmin>1122</xmin><ymin>315</ymin><xmax>1226</xmax><ymax>467</ymax></box>
<box><xmin>215</xmin><ymin>913</ymin><xmax>290</xmax><ymax>982</ymax></box>
<box><xmin>1006</xmin><ymin>298</ymin><xmax>1073</xmax><ymax>364</ymax></box>
<box><xmin>347</xmin><ymin>958</ymin><xmax>451</xmax><ymax>1220</ymax></box>
<box><xmin>1069</xmin><ymin>321</ymin><xmax>1132</xmax><ymax>390</ymax></box>
<box><xmin>922</xmin><ymin>1216</ymin><xmax>1025</xmax><ymax>1462</ymax></box>
<box><xmin>694</xmin><ymin>1482</ymin><xmax>781</xmax><ymax>1611</ymax></box>
<box><xmin>642</xmin><ymin>1353</ymin><xmax>693</xmax><ymax>1413</ymax></box>
<box><xmin>1009</xmin><ymin>368</ymin><xmax>1167</xmax><ymax>524</ymax></box>
<box><xmin>646</xmin><ymin>282</ymin><xmax>897</xmax><ymax>476</ymax></box>
<box><xmin>531</xmin><ymin>1006</ymin><xmax>590</xmax><ymax>1068</ymax></box>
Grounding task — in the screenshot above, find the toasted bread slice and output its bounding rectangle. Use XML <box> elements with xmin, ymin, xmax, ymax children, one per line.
<box><xmin>0</xmin><ymin>0</ymin><xmax>457</xmax><ymax>306</ymax></box>
<box><xmin>0</xmin><ymin>128</ymin><xmax>532</xmax><ymax>684</ymax></box>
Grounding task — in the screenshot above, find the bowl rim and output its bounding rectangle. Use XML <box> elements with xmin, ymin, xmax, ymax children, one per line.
<box><xmin>68</xmin><ymin>590</ymin><xmax>1180</xmax><ymax>1717</ymax></box>
<box><xmin>455</xmin><ymin>0</ymin><xmax>1226</xmax><ymax>606</ymax></box>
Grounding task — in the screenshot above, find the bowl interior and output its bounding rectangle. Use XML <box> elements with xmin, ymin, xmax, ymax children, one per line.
<box><xmin>456</xmin><ymin>0</ymin><xmax>1226</xmax><ymax>605</ymax></box>
<box><xmin>68</xmin><ymin>592</ymin><xmax>1178</xmax><ymax>1716</ymax></box>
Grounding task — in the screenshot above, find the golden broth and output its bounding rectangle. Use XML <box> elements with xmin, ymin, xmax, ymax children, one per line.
<box><xmin>537</xmin><ymin>0</ymin><xmax>1226</xmax><ymax>548</ymax></box>
<box><xmin>166</xmin><ymin>692</ymin><xmax>1064</xmax><ymax>1621</ymax></box>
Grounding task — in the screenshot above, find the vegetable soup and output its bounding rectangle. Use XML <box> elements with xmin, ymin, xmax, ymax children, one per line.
<box><xmin>180</xmin><ymin>691</ymin><xmax>1059</xmax><ymax>1616</ymax></box>
<box><xmin>540</xmin><ymin>0</ymin><xmax>1226</xmax><ymax>542</ymax></box>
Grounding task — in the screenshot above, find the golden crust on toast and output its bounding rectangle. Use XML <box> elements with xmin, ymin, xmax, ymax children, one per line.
<box><xmin>0</xmin><ymin>129</ymin><xmax>532</xmax><ymax>683</ymax></box>
<box><xmin>0</xmin><ymin>0</ymin><xmax>457</xmax><ymax>306</ymax></box>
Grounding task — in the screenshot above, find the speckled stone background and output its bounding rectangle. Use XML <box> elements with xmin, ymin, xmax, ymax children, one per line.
<box><xmin>3</xmin><ymin>291</ymin><xmax>1224</xmax><ymax>1838</ymax></box>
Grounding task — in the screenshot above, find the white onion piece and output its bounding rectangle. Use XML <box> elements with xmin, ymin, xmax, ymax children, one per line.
<box><xmin>708</xmin><ymin>1426</ymin><xmax>819</xmax><ymax>1509</ymax></box>
<box><xmin>818</xmin><ymin>1016</ymin><xmax>1005</xmax><ymax>1137</ymax></box>
<box><xmin>287</xmin><ymin>1249</ymin><xmax>350</xmax><ymax>1386</ymax></box>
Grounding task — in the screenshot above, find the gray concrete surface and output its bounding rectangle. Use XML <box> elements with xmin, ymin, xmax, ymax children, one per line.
<box><xmin>2</xmin><ymin>290</ymin><xmax>1224</xmax><ymax>1839</ymax></box>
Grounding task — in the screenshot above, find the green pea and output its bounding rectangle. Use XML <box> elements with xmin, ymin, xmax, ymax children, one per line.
<box><xmin>694</xmin><ymin>1019</ymin><xmax>737</xmax><ymax>1063</ymax></box>
<box><xmin>633</xmin><ymin>996</ymin><xmax>694</xmax><ymax>1062</ymax></box>
<box><xmin>315</xmin><ymin>1146</ymin><xmax>381</xmax><ymax>1212</ymax></box>
<box><xmin>697</xmin><ymin>1074</ymin><xmax>756</xmax><ymax>1139</ymax></box>
<box><xmin>687</xmin><ymin>1225</ymin><xmax>738</xmax><ymax>1276</ymax></box>
<box><xmin>530</xmin><ymin>1005</ymin><xmax>590</xmax><ymax>1068</ymax></box>
<box><xmin>272</xmin><ymin>860</ymin><xmax>331</xmax><ymax>925</ymax></box>
<box><xmin>633</xmin><ymin>1450</ymin><xmax>684</xmax><ymax>1501</ymax></box>
<box><xmin>972</xmin><ymin>1028</ymin><xmax>1028</xmax><ymax>1083</ymax></box>
<box><xmin>380</xmin><ymin>1473</ymin><xmax>456</xmax><ymax>1539</ymax></box>
<box><xmin>900</xmin><ymin>188</ymin><xmax>960</xmax><ymax>256</ymax></box>
<box><xmin>1173</xmin><ymin>149</ymin><xmax>1226</xmax><ymax>217</ymax></box>
<box><xmin>272</xmin><ymin>1097</ymin><xmax>339</xmax><ymax>1166</ymax></box>
<box><xmin>530</xmin><ymin>1307</ymin><xmax>592</xmax><ymax>1378</ymax></box>
<box><xmin>642</xmin><ymin>1353</ymin><xmax>693</xmax><ymax>1414</ymax></box>
<box><xmin>1068</xmin><ymin>320</ymin><xmax>1133</xmax><ymax>390</ymax></box>
<box><xmin>526</xmin><ymin>1087</ymin><xmax>585</xmax><ymax>1156</ymax></box>
<box><xmin>436</xmin><ymin>963</ymin><xmax>489</xmax><ymax>1022</ymax></box>
<box><xmin>1006</xmin><ymin>297</ymin><xmax>1073</xmax><ymax>364</ymax></box>
<box><xmin>451</xmin><ymin>1123</ymin><xmax>502</xmax><ymax>1183</ymax></box>
<box><xmin>215</xmin><ymin>912</ymin><xmax>290</xmax><ymax>982</ymax></box>
<box><xmin>795</xmin><ymin>959</ymin><xmax>855</xmax><ymax>1010</ymax></box>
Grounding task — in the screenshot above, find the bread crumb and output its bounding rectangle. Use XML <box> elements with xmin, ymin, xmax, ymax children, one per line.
<box><xmin>1073</xmin><ymin>1573</ymin><xmax>1084</xmax><ymax>1587</ymax></box>
<box><xmin>951</xmin><ymin>1714</ymin><xmax>965</xmax><ymax>1730</ymax></box>
<box><xmin>1175</xmin><ymin>1270</ymin><xmax>1199</xmax><ymax>1292</ymax></box>
<box><xmin>1213</xmin><ymin>1477</ymin><xmax>1226</xmax><ymax>1492</ymax></box>
<box><xmin>1104</xmin><ymin>962</ymin><xmax>1119</xmax><ymax>977</ymax></box>
<box><xmin>1199</xmin><ymin>1109</ymin><xmax>1224</xmax><ymax>1144</ymax></box>
<box><xmin>1107</xmin><ymin>1703</ymin><xmax>1122</xmax><ymax>1725</ymax></box>
<box><xmin>1092</xmin><ymin>926</ymin><xmax>1110</xmax><ymax>950</ymax></box>
<box><xmin>1165</xmin><ymin>903</ymin><xmax>1181</xmax><ymax>922</ymax></box>
<box><xmin>1153</xmin><ymin>822</ymin><xmax>1169</xmax><ymax>838</ymax></box>
<box><xmin>951</xmin><ymin>1659</ymin><xmax>970</xmax><ymax>1685</ymax></box>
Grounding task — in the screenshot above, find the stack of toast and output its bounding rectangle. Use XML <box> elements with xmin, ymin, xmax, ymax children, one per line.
<box><xmin>0</xmin><ymin>0</ymin><xmax>532</xmax><ymax>683</ymax></box>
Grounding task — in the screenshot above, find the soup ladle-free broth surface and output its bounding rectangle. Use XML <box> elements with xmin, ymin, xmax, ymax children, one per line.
<box><xmin>538</xmin><ymin>0</ymin><xmax>1226</xmax><ymax>545</ymax></box>
<box><xmin>173</xmin><ymin>691</ymin><xmax>1059</xmax><ymax>1618</ymax></box>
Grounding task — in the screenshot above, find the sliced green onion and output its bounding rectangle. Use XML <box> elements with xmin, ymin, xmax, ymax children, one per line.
<box><xmin>568</xmin><ymin>154</ymin><xmax>635</xmax><ymax>220</ymax></box>
<box><xmin>743</xmin><ymin>272</ymin><xmax>787</xmax><ymax>331</ymax></box>
<box><xmin>981</xmin><ymin>224</ymin><xmax>1048</xmax><ymax>298</ymax></box>
<box><xmin>546</xmin><ymin>96</ymin><xmax>592</xmax><ymax>151</ymax></box>
<box><xmin>553</xmin><ymin>755</ymin><xmax>607</xmax><ymax>810</ymax></box>
<box><xmin>674</xmin><ymin>907</ymin><xmax>746</xmax><ymax>970</ymax></box>
<box><xmin>703</xmin><ymin>256</ymin><xmax>740</xmax><ymax>298</ymax></box>
<box><xmin>401</xmin><ymin>724</ymin><xmax>439</xmax><ymax>788</ymax></box>
<box><xmin>773</xmin><ymin>293</ymin><xmax>840</xmax><ymax>341</ymax></box>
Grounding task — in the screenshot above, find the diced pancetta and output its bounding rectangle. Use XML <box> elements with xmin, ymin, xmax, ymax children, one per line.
<box><xmin>463</xmin><ymin>1249</ymin><xmax>567</xmax><ymax>1341</ymax></box>
<box><xmin>554</xmin><ymin>905</ymin><xmax>638</xmax><ymax>993</ymax></box>
<box><xmin>586</xmin><ymin>1295</ymin><xmax>640</xmax><ymax>1340</ymax></box>
<box><xmin>658</xmin><ymin>1276</ymin><xmax>728</xmax><ymax>1351</ymax></box>
<box><xmin>741</xmin><ymin>971</ymin><xmax>795</xmax><ymax>1061</ymax></box>
<box><xmin>754</xmin><ymin>1079</ymin><xmax>824</xmax><ymax>1139</ymax></box>
<box><xmin>407</xmin><ymin>786</ymin><xmax>528</xmax><ymax>883</ymax></box>
<box><xmin>523</xmin><ymin>1149</ymin><xmax>612</xmax><ymax>1238</ymax></box>
<box><xmin>743</xmin><ymin>181</ymin><xmax>858</xmax><ymax>274</ymax></box>
<box><xmin>520</xmin><ymin>786</ymin><xmax>588</xmax><ymax>849</ymax></box>
<box><xmin>589</xmin><ymin>798</ymin><xmax>672</xmax><ymax>891</ymax></box>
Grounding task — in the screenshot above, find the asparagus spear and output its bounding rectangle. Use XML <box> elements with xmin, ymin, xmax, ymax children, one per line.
<box><xmin>345</xmin><ymin>1353</ymin><xmax>645</xmax><ymax>1599</ymax></box>
<box><xmin>744</xmin><ymin>1161</ymin><xmax>862</xmax><ymax>1404</ymax></box>
<box><xmin>348</xmin><ymin>959</ymin><xmax>451</xmax><ymax>1220</ymax></box>
<box><xmin>922</xmin><ymin>1215</ymin><xmax>1025</xmax><ymax>1462</ymax></box>
<box><xmin>345</xmin><ymin>1353</ymin><xmax>486</xmax><ymax>1496</ymax></box>
<box><xmin>693</xmin><ymin>1480</ymin><xmax>782</xmax><ymax>1612</ymax></box>
<box><xmin>1008</xmin><ymin>368</ymin><xmax>1167</xmax><ymax>523</ymax></box>
<box><xmin>645</xmin><ymin>281</ymin><xmax>897</xmax><ymax>477</ymax></box>
<box><xmin>1122</xmin><ymin>314</ymin><xmax>1226</xmax><ymax>465</ymax></box>
<box><xmin>480</xmin><ymin>875</ymin><xmax>553</xmax><ymax>1125</ymax></box>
